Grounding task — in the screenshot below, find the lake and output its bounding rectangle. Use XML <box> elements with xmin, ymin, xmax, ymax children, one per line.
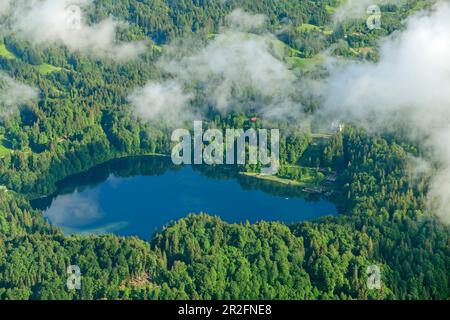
<box><xmin>32</xmin><ymin>156</ymin><xmax>337</xmax><ymax>240</ymax></box>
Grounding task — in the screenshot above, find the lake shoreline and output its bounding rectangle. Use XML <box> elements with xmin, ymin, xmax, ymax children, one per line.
<box><xmin>239</xmin><ymin>172</ymin><xmax>304</xmax><ymax>187</ymax></box>
<box><xmin>33</xmin><ymin>156</ymin><xmax>338</xmax><ymax>239</ymax></box>
<box><xmin>27</xmin><ymin>152</ymin><xmax>171</xmax><ymax>201</ymax></box>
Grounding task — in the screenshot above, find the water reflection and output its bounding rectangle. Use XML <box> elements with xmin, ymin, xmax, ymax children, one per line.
<box><xmin>43</xmin><ymin>191</ymin><xmax>102</xmax><ymax>228</ymax></box>
<box><xmin>31</xmin><ymin>156</ymin><xmax>337</xmax><ymax>240</ymax></box>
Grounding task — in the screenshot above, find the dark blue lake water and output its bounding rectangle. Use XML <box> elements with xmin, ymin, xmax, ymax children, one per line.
<box><xmin>32</xmin><ymin>156</ymin><xmax>337</xmax><ymax>240</ymax></box>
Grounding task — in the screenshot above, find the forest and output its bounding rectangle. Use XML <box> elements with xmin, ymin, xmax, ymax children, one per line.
<box><xmin>0</xmin><ymin>0</ymin><xmax>448</xmax><ymax>300</ymax></box>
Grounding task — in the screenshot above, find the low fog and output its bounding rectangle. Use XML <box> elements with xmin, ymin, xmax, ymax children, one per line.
<box><xmin>130</xmin><ymin>3</ymin><xmax>450</xmax><ymax>224</ymax></box>
<box><xmin>128</xmin><ymin>9</ymin><xmax>304</xmax><ymax>125</ymax></box>
<box><xmin>2</xmin><ymin>1</ymin><xmax>450</xmax><ymax>224</ymax></box>
<box><xmin>0</xmin><ymin>0</ymin><xmax>11</xmax><ymax>15</ymax></box>
<box><xmin>0</xmin><ymin>73</ymin><xmax>38</xmax><ymax>118</ymax></box>
<box><xmin>1</xmin><ymin>0</ymin><xmax>146</xmax><ymax>61</ymax></box>
<box><xmin>323</xmin><ymin>1</ymin><xmax>450</xmax><ymax>224</ymax></box>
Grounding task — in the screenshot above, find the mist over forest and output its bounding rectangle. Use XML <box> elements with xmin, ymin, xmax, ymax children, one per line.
<box><xmin>0</xmin><ymin>0</ymin><xmax>448</xmax><ymax>301</ymax></box>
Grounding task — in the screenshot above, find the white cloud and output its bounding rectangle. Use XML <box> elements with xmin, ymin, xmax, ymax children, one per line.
<box><xmin>128</xmin><ymin>80</ymin><xmax>194</xmax><ymax>125</ymax></box>
<box><xmin>129</xmin><ymin>9</ymin><xmax>304</xmax><ymax>125</ymax></box>
<box><xmin>6</xmin><ymin>0</ymin><xmax>146</xmax><ymax>61</ymax></box>
<box><xmin>0</xmin><ymin>0</ymin><xmax>12</xmax><ymax>15</ymax></box>
<box><xmin>44</xmin><ymin>191</ymin><xmax>103</xmax><ymax>228</ymax></box>
<box><xmin>0</xmin><ymin>73</ymin><xmax>38</xmax><ymax>118</ymax></box>
<box><xmin>323</xmin><ymin>1</ymin><xmax>450</xmax><ymax>224</ymax></box>
<box><xmin>225</xmin><ymin>8</ymin><xmax>267</xmax><ymax>31</ymax></box>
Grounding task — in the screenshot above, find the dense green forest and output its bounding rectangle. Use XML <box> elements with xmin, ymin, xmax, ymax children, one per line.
<box><xmin>0</xmin><ymin>0</ymin><xmax>448</xmax><ymax>300</ymax></box>
<box><xmin>1</xmin><ymin>129</ymin><xmax>448</xmax><ymax>300</ymax></box>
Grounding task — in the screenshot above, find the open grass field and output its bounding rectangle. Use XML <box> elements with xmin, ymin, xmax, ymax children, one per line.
<box><xmin>2</xmin><ymin>42</ymin><xmax>61</xmax><ymax>75</ymax></box>
<box><xmin>0</xmin><ymin>136</ymin><xmax>11</xmax><ymax>158</ymax></box>
<box><xmin>0</xmin><ymin>43</ymin><xmax>16</xmax><ymax>59</ymax></box>
<box><xmin>242</xmin><ymin>166</ymin><xmax>326</xmax><ymax>189</ymax></box>
<box><xmin>298</xmin><ymin>23</ymin><xmax>333</xmax><ymax>36</ymax></box>
<box><xmin>288</xmin><ymin>54</ymin><xmax>325</xmax><ymax>70</ymax></box>
<box><xmin>34</xmin><ymin>63</ymin><xmax>62</xmax><ymax>75</ymax></box>
<box><xmin>0</xmin><ymin>144</ymin><xmax>10</xmax><ymax>157</ymax></box>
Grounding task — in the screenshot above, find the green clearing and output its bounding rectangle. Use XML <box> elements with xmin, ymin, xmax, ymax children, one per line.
<box><xmin>325</xmin><ymin>5</ymin><xmax>337</xmax><ymax>14</ymax></box>
<box><xmin>1</xmin><ymin>43</ymin><xmax>61</xmax><ymax>75</ymax></box>
<box><xmin>242</xmin><ymin>166</ymin><xmax>326</xmax><ymax>189</ymax></box>
<box><xmin>0</xmin><ymin>43</ymin><xmax>16</xmax><ymax>59</ymax></box>
<box><xmin>0</xmin><ymin>136</ymin><xmax>11</xmax><ymax>158</ymax></box>
<box><xmin>34</xmin><ymin>63</ymin><xmax>62</xmax><ymax>75</ymax></box>
<box><xmin>0</xmin><ymin>145</ymin><xmax>10</xmax><ymax>157</ymax></box>
<box><xmin>288</xmin><ymin>54</ymin><xmax>324</xmax><ymax>69</ymax></box>
<box><xmin>298</xmin><ymin>23</ymin><xmax>321</xmax><ymax>32</ymax></box>
<box><xmin>152</xmin><ymin>43</ymin><xmax>163</xmax><ymax>53</ymax></box>
<box><xmin>278</xmin><ymin>165</ymin><xmax>326</xmax><ymax>186</ymax></box>
<box><xmin>241</xmin><ymin>172</ymin><xmax>303</xmax><ymax>187</ymax></box>
<box><xmin>298</xmin><ymin>23</ymin><xmax>333</xmax><ymax>36</ymax></box>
